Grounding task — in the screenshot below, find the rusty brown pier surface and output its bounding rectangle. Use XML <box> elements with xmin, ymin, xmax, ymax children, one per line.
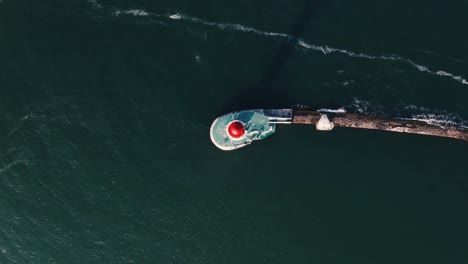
<box><xmin>292</xmin><ymin>109</ymin><xmax>468</xmax><ymax>142</ymax></box>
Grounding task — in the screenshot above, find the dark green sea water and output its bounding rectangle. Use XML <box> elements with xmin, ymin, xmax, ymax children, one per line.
<box><xmin>1</xmin><ymin>0</ymin><xmax>468</xmax><ymax>263</ymax></box>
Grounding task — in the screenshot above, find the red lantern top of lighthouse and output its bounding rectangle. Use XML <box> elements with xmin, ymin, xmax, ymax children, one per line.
<box><xmin>227</xmin><ymin>121</ymin><xmax>245</xmax><ymax>139</ymax></box>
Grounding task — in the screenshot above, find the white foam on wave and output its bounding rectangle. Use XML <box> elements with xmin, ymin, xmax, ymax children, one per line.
<box><xmin>88</xmin><ymin>0</ymin><xmax>102</xmax><ymax>8</ymax></box>
<box><xmin>169</xmin><ymin>13</ymin><xmax>183</xmax><ymax>20</ymax></box>
<box><xmin>403</xmin><ymin>104</ymin><xmax>467</xmax><ymax>127</ymax></box>
<box><xmin>347</xmin><ymin>98</ymin><xmax>383</xmax><ymax>114</ymax></box>
<box><xmin>436</xmin><ymin>71</ymin><xmax>468</xmax><ymax>85</ymax></box>
<box><xmin>400</xmin><ymin>115</ymin><xmax>462</xmax><ymax>127</ymax></box>
<box><xmin>318</xmin><ymin>108</ymin><xmax>347</xmax><ymax>114</ymax></box>
<box><xmin>297</xmin><ymin>40</ymin><xmax>400</xmax><ymax>61</ymax></box>
<box><xmin>86</xmin><ymin>5</ymin><xmax>468</xmax><ymax>86</ymax></box>
<box><xmin>195</xmin><ymin>54</ymin><xmax>203</xmax><ymax>63</ymax></box>
<box><xmin>168</xmin><ymin>12</ymin><xmax>468</xmax><ymax>86</ymax></box>
<box><xmin>0</xmin><ymin>160</ymin><xmax>29</xmax><ymax>174</ymax></box>
<box><xmin>419</xmin><ymin>50</ymin><xmax>464</xmax><ymax>63</ymax></box>
<box><xmin>297</xmin><ymin>43</ymin><xmax>468</xmax><ymax>86</ymax></box>
<box><xmin>348</xmin><ymin>99</ymin><xmax>467</xmax><ymax>127</ymax></box>
<box><xmin>168</xmin><ymin>13</ymin><xmax>290</xmax><ymax>38</ymax></box>
<box><xmin>114</xmin><ymin>9</ymin><xmax>149</xmax><ymax>17</ymax></box>
<box><xmin>88</xmin><ymin>1</ymin><xmax>152</xmax><ymax>18</ymax></box>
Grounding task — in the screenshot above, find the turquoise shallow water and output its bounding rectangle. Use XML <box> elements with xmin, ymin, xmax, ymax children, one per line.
<box><xmin>0</xmin><ymin>1</ymin><xmax>467</xmax><ymax>263</ymax></box>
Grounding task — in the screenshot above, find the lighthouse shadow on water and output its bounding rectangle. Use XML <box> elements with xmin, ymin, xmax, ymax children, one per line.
<box><xmin>221</xmin><ymin>0</ymin><xmax>324</xmax><ymax>113</ymax></box>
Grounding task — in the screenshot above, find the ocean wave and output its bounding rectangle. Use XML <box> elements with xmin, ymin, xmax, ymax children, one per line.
<box><xmin>168</xmin><ymin>12</ymin><xmax>290</xmax><ymax>38</ymax></box>
<box><xmin>346</xmin><ymin>98</ymin><xmax>385</xmax><ymax>115</ymax></box>
<box><xmin>114</xmin><ymin>9</ymin><xmax>149</xmax><ymax>17</ymax></box>
<box><xmin>419</xmin><ymin>50</ymin><xmax>465</xmax><ymax>63</ymax></box>
<box><xmin>0</xmin><ymin>160</ymin><xmax>29</xmax><ymax>174</ymax></box>
<box><xmin>403</xmin><ymin>104</ymin><xmax>467</xmax><ymax>127</ymax></box>
<box><xmin>399</xmin><ymin>115</ymin><xmax>462</xmax><ymax>127</ymax></box>
<box><xmin>168</xmin><ymin>12</ymin><xmax>468</xmax><ymax>86</ymax></box>
<box><xmin>169</xmin><ymin>13</ymin><xmax>182</xmax><ymax>20</ymax></box>
<box><xmin>346</xmin><ymin>99</ymin><xmax>468</xmax><ymax>127</ymax></box>
<box><xmin>88</xmin><ymin>0</ymin><xmax>102</xmax><ymax>9</ymax></box>
<box><xmin>87</xmin><ymin>1</ymin><xmax>468</xmax><ymax>86</ymax></box>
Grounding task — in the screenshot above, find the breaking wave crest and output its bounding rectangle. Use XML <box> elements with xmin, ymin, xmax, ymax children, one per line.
<box><xmin>168</xmin><ymin>12</ymin><xmax>467</xmax><ymax>86</ymax></box>
<box><xmin>168</xmin><ymin>13</ymin><xmax>290</xmax><ymax>38</ymax></box>
<box><xmin>0</xmin><ymin>160</ymin><xmax>29</xmax><ymax>174</ymax></box>
<box><xmin>114</xmin><ymin>9</ymin><xmax>149</xmax><ymax>17</ymax></box>
<box><xmin>87</xmin><ymin>1</ymin><xmax>468</xmax><ymax>86</ymax></box>
<box><xmin>347</xmin><ymin>98</ymin><xmax>468</xmax><ymax>128</ymax></box>
<box><xmin>402</xmin><ymin>104</ymin><xmax>468</xmax><ymax>127</ymax></box>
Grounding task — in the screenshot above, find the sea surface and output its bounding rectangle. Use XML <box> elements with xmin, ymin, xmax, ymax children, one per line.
<box><xmin>1</xmin><ymin>0</ymin><xmax>467</xmax><ymax>263</ymax></box>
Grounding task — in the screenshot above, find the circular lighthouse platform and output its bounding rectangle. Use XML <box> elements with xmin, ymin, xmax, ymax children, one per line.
<box><xmin>210</xmin><ymin>110</ymin><xmax>276</xmax><ymax>151</ymax></box>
